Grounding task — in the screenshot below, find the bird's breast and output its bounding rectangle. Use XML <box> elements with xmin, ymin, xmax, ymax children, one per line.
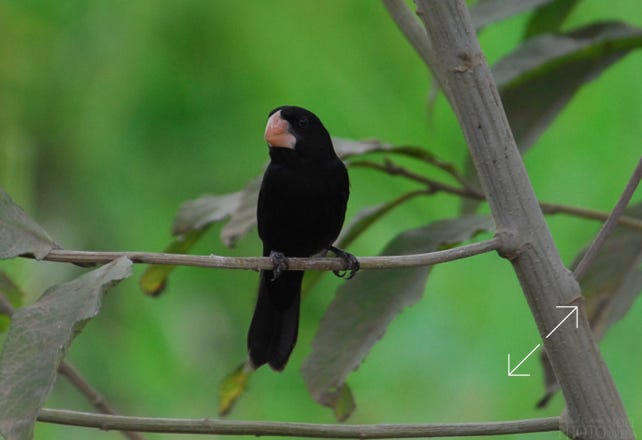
<box><xmin>257</xmin><ymin>162</ymin><xmax>348</xmax><ymax>257</ymax></box>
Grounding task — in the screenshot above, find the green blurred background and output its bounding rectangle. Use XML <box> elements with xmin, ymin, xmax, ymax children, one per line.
<box><xmin>1</xmin><ymin>1</ymin><xmax>641</xmax><ymax>439</ymax></box>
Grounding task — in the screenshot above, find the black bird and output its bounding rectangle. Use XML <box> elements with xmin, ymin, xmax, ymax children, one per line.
<box><xmin>247</xmin><ymin>106</ymin><xmax>359</xmax><ymax>371</ymax></box>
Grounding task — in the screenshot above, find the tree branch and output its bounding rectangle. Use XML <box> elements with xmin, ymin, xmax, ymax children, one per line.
<box><xmin>31</xmin><ymin>237</ymin><xmax>501</xmax><ymax>271</ymax></box>
<box><xmin>352</xmin><ymin>158</ymin><xmax>642</xmax><ymax>231</ymax></box>
<box><xmin>38</xmin><ymin>408</ymin><xmax>560</xmax><ymax>438</ymax></box>
<box><xmin>413</xmin><ymin>1</ymin><xmax>634</xmax><ymax>438</ymax></box>
<box><xmin>573</xmin><ymin>156</ymin><xmax>642</xmax><ymax>280</ymax></box>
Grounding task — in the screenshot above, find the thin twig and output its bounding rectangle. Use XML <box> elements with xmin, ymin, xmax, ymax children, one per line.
<box><xmin>38</xmin><ymin>408</ymin><xmax>560</xmax><ymax>438</ymax></box>
<box><xmin>393</xmin><ymin>146</ymin><xmax>478</xmax><ymax>191</ymax></box>
<box><xmin>350</xmin><ymin>160</ymin><xmax>483</xmax><ymax>199</ymax></box>
<box><xmin>57</xmin><ymin>363</ymin><xmax>147</xmax><ymax>440</ymax></box>
<box><xmin>573</xmin><ymin>157</ymin><xmax>642</xmax><ymax>280</ymax></box>
<box><xmin>539</xmin><ymin>202</ymin><xmax>642</xmax><ymax>230</ymax></box>
<box><xmin>0</xmin><ymin>292</ymin><xmax>147</xmax><ymax>440</ymax></box>
<box><xmin>32</xmin><ymin>237</ymin><xmax>501</xmax><ymax>271</ymax></box>
<box><xmin>353</xmin><ymin>158</ymin><xmax>642</xmax><ymax>231</ymax></box>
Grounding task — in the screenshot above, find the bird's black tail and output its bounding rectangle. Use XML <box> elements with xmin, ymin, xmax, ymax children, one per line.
<box><xmin>247</xmin><ymin>270</ymin><xmax>303</xmax><ymax>371</ymax></box>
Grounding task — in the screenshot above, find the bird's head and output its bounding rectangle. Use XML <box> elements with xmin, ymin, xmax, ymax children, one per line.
<box><xmin>264</xmin><ymin>106</ymin><xmax>336</xmax><ymax>163</ymax></box>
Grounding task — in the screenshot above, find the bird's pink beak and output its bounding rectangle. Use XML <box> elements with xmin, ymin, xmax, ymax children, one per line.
<box><xmin>265</xmin><ymin>110</ymin><xmax>296</xmax><ymax>149</ymax></box>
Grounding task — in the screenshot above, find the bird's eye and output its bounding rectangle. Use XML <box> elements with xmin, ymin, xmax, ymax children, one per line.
<box><xmin>297</xmin><ymin>117</ymin><xmax>309</xmax><ymax>128</ymax></box>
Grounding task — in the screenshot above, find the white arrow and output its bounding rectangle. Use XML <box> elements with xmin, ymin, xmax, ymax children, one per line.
<box><xmin>545</xmin><ymin>305</ymin><xmax>578</xmax><ymax>339</ymax></box>
<box><xmin>507</xmin><ymin>344</ymin><xmax>541</xmax><ymax>377</ymax></box>
<box><xmin>507</xmin><ymin>305</ymin><xmax>579</xmax><ymax>377</ymax></box>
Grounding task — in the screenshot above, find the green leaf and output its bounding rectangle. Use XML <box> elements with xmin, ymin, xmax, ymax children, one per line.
<box><xmin>0</xmin><ymin>271</ymin><xmax>26</xmax><ymax>332</ymax></box>
<box><xmin>330</xmin><ymin>383</ymin><xmax>356</xmax><ymax>422</ymax></box>
<box><xmin>0</xmin><ymin>257</ymin><xmax>132</xmax><ymax>440</ymax></box>
<box><xmin>218</xmin><ymin>362</ymin><xmax>253</xmax><ymax>416</ymax></box>
<box><xmin>0</xmin><ymin>187</ymin><xmax>59</xmax><ymax>260</ymax></box>
<box><xmin>524</xmin><ymin>0</ymin><xmax>580</xmax><ymax>39</ymax></box>
<box><xmin>302</xmin><ymin>215</ymin><xmax>494</xmax><ymax>418</ymax></box>
<box><xmin>462</xmin><ymin>21</ymin><xmax>642</xmax><ymax>214</ymax></box>
<box><xmin>470</xmin><ymin>0</ymin><xmax>553</xmax><ymax>31</ymax></box>
<box><xmin>538</xmin><ymin>202</ymin><xmax>642</xmax><ymax>407</ymax></box>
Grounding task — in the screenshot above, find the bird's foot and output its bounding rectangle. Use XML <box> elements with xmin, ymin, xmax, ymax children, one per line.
<box><xmin>269</xmin><ymin>251</ymin><xmax>289</xmax><ymax>281</ymax></box>
<box><xmin>328</xmin><ymin>246</ymin><xmax>360</xmax><ymax>280</ymax></box>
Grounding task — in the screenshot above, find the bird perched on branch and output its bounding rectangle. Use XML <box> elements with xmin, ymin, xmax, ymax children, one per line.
<box><xmin>247</xmin><ymin>105</ymin><xmax>359</xmax><ymax>371</ymax></box>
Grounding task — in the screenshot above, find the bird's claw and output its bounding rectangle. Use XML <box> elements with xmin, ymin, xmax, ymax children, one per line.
<box><xmin>328</xmin><ymin>246</ymin><xmax>360</xmax><ymax>280</ymax></box>
<box><xmin>269</xmin><ymin>251</ymin><xmax>289</xmax><ymax>281</ymax></box>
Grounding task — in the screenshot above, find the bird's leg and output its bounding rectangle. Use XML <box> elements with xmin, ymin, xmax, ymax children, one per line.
<box><xmin>327</xmin><ymin>245</ymin><xmax>360</xmax><ymax>280</ymax></box>
<box><xmin>269</xmin><ymin>251</ymin><xmax>289</xmax><ymax>281</ymax></box>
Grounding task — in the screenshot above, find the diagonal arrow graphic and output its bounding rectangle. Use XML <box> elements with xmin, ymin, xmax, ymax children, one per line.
<box><xmin>507</xmin><ymin>305</ymin><xmax>579</xmax><ymax>377</ymax></box>
<box><xmin>545</xmin><ymin>305</ymin><xmax>578</xmax><ymax>339</ymax></box>
<box><xmin>507</xmin><ymin>344</ymin><xmax>541</xmax><ymax>377</ymax></box>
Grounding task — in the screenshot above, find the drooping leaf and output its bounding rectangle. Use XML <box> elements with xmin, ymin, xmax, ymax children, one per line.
<box><xmin>174</xmin><ymin>176</ymin><xmax>261</xmax><ymax>248</ymax></box>
<box><xmin>0</xmin><ymin>187</ymin><xmax>59</xmax><ymax>260</ymax></box>
<box><xmin>462</xmin><ymin>21</ymin><xmax>642</xmax><ymax>214</ymax></box>
<box><xmin>523</xmin><ymin>0</ymin><xmax>581</xmax><ymax>39</ymax></box>
<box><xmin>218</xmin><ymin>362</ymin><xmax>253</xmax><ymax>416</ymax></box>
<box><xmin>141</xmin><ymin>177</ymin><xmax>262</xmax><ymax>296</ymax></box>
<box><xmin>538</xmin><ymin>203</ymin><xmax>642</xmax><ymax>407</ymax></box>
<box><xmin>470</xmin><ymin>0</ymin><xmax>553</xmax><ymax>31</ymax></box>
<box><xmin>0</xmin><ymin>257</ymin><xmax>132</xmax><ymax>440</ymax></box>
<box><xmin>302</xmin><ymin>215</ymin><xmax>494</xmax><ymax>419</ymax></box>
<box><xmin>139</xmin><ymin>228</ymin><xmax>208</xmax><ymax>296</ymax></box>
<box><xmin>0</xmin><ymin>271</ymin><xmax>26</xmax><ymax>332</ymax></box>
<box><xmin>329</xmin><ymin>383</ymin><xmax>356</xmax><ymax>422</ymax></box>
<box><xmin>497</xmin><ymin>21</ymin><xmax>642</xmax><ymax>151</ymax></box>
<box><xmin>172</xmin><ymin>192</ymin><xmax>242</xmax><ymax>236</ymax></box>
<box><xmin>220</xmin><ymin>177</ymin><xmax>261</xmax><ymax>248</ymax></box>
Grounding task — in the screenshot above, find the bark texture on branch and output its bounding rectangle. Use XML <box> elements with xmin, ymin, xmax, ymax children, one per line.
<box><xmin>413</xmin><ymin>1</ymin><xmax>633</xmax><ymax>439</ymax></box>
<box><xmin>38</xmin><ymin>408</ymin><xmax>560</xmax><ymax>438</ymax></box>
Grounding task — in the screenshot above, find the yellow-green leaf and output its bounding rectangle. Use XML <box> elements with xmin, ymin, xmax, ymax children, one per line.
<box><xmin>218</xmin><ymin>362</ymin><xmax>253</xmax><ymax>416</ymax></box>
<box><xmin>139</xmin><ymin>228</ymin><xmax>208</xmax><ymax>296</ymax></box>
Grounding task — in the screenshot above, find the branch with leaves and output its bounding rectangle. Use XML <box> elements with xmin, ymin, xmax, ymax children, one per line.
<box><xmin>1</xmin><ymin>1</ymin><xmax>642</xmax><ymax>439</ymax></box>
